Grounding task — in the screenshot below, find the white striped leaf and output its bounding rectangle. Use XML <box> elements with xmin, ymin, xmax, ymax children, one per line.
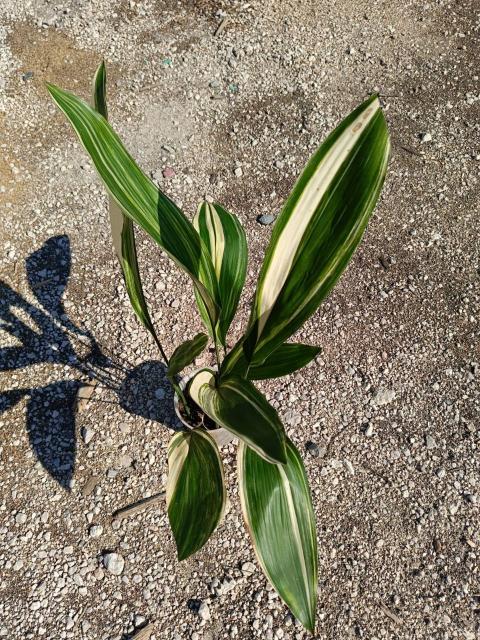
<box><xmin>91</xmin><ymin>62</ymin><xmax>165</xmax><ymax>355</ymax></box>
<box><xmin>46</xmin><ymin>82</ymin><xmax>220</xmax><ymax>330</ymax></box>
<box><xmin>167</xmin><ymin>332</ymin><xmax>208</xmax><ymax>379</ymax></box>
<box><xmin>189</xmin><ymin>369</ymin><xmax>286</xmax><ymax>464</ymax></box>
<box><xmin>238</xmin><ymin>439</ymin><xmax>318</xmax><ymax>632</ymax></box>
<box><xmin>167</xmin><ymin>429</ymin><xmax>226</xmax><ymax>560</ymax></box>
<box><xmin>193</xmin><ymin>201</ymin><xmax>247</xmax><ymax>346</ymax></box>
<box><xmin>223</xmin><ymin>94</ymin><xmax>390</xmax><ymax>374</ymax></box>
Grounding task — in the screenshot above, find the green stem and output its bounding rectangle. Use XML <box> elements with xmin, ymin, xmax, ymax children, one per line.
<box><xmin>152</xmin><ymin>333</ymin><xmax>169</xmax><ymax>367</ymax></box>
<box><xmin>214</xmin><ymin>341</ymin><xmax>221</xmax><ymax>371</ymax></box>
<box><xmin>172</xmin><ymin>379</ymin><xmax>191</xmax><ymax>418</ymax></box>
<box><xmin>153</xmin><ymin>338</ymin><xmax>191</xmax><ymax>420</ymax></box>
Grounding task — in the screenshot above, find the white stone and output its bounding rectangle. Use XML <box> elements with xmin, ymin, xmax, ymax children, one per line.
<box><xmin>198</xmin><ymin>602</ymin><xmax>210</xmax><ymax>621</ymax></box>
<box><xmin>102</xmin><ymin>552</ymin><xmax>125</xmax><ymax>575</ymax></box>
<box><xmin>134</xmin><ymin>614</ymin><xmax>147</xmax><ymax>627</ymax></box>
<box><xmin>371</xmin><ymin>387</ymin><xmax>396</xmax><ymax>406</ymax></box>
<box><xmin>89</xmin><ymin>524</ymin><xmax>103</xmax><ymax>538</ymax></box>
<box><xmin>81</xmin><ymin>427</ymin><xmax>94</xmax><ymax>444</ymax></box>
<box><xmin>241</xmin><ymin>561</ymin><xmax>256</xmax><ymax>576</ymax></box>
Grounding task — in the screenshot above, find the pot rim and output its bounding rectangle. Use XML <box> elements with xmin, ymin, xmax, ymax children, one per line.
<box><xmin>173</xmin><ymin>366</ymin><xmax>216</xmax><ymax>430</ymax></box>
<box><xmin>173</xmin><ymin>368</ymin><xmax>236</xmax><ymax>447</ymax></box>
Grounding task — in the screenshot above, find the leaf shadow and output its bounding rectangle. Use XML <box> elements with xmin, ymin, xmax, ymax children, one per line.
<box><xmin>0</xmin><ymin>234</ymin><xmax>180</xmax><ymax>490</ymax></box>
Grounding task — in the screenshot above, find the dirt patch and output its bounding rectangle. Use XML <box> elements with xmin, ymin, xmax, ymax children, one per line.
<box><xmin>7</xmin><ymin>21</ymin><xmax>102</xmax><ymax>93</ymax></box>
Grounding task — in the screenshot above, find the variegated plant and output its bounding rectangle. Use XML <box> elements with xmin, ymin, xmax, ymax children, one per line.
<box><xmin>47</xmin><ymin>62</ymin><xmax>390</xmax><ymax>633</ymax></box>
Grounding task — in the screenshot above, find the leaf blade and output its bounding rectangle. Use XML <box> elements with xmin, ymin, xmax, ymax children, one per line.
<box><xmin>92</xmin><ymin>59</ymin><xmax>108</xmax><ymax>119</ymax></box>
<box><xmin>189</xmin><ymin>369</ymin><xmax>287</xmax><ymax>464</ymax></box>
<box><xmin>248</xmin><ymin>343</ymin><xmax>320</xmax><ymax>380</ymax></box>
<box><xmin>47</xmin><ymin>81</ymin><xmax>220</xmax><ymax>329</ymax></box>
<box><xmin>91</xmin><ymin>62</ymin><xmax>162</xmax><ymax>350</ymax></box>
<box><xmin>225</xmin><ymin>95</ymin><xmax>389</xmax><ymax>372</ymax></box>
<box><xmin>238</xmin><ymin>438</ymin><xmax>318</xmax><ymax>632</ymax></box>
<box><xmin>194</xmin><ymin>202</ymin><xmax>247</xmax><ymax>345</ymax></box>
<box><xmin>167</xmin><ymin>333</ymin><xmax>208</xmax><ymax>379</ymax></box>
<box><xmin>167</xmin><ymin>429</ymin><xmax>226</xmax><ymax>561</ymax></box>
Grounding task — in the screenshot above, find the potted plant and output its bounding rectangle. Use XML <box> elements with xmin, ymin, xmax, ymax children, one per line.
<box><xmin>47</xmin><ymin>62</ymin><xmax>390</xmax><ymax>633</ymax></box>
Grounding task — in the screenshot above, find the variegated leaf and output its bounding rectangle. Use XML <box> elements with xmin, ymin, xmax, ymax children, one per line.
<box><xmin>224</xmin><ymin>342</ymin><xmax>321</xmax><ymax>380</ymax></box>
<box><xmin>167</xmin><ymin>429</ymin><xmax>226</xmax><ymax>560</ymax></box>
<box><xmin>193</xmin><ymin>201</ymin><xmax>247</xmax><ymax>346</ymax></box>
<box><xmin>167</xmin><ymin>333</ymin><xmax>208</xmax><ymax>379</ymax></box>
<box><xmin>223</xmin><ymin>95</ymin><xmax>390</xmax><ymax>374</ymax></box>
<box><xmin>189</xmin><ymin>369</ymin><xmax>286</xmax><ymax>464</ymax></box>
<box><xmin>238</xmin><ymin>439</ymin><xmax>318</xmax><ymax>632</ymax></box>
<box><xmin>91</xmin><ymin>62</ymin><xmax>165</xmax><ymax>355</ymax></box>
<box><xmin>46</xmin><ymin>82</ymin><xmax>220</xmax><ymax>330</ymax></box>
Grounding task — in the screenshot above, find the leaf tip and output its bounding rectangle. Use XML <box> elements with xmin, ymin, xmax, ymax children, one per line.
<box><xmin>45</xmin><ymin>81</ymin><xmax>57</xmax><ymax>95</ymax></box>
<box><xmin>177</xmin><ymin>548</ymin><xmax>190</xmax><ymax>562</ymax></box>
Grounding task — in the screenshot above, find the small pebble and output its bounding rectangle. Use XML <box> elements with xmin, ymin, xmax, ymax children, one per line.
<box><xmin>371</xmin><ymin>387</ymin><xmax>396</xmax><ymax>406</ymax></box>
<box><xmin>344</xmin><ymin>459</ymin><xmax>355</xmax><ymax>475</ymax></box>
<box><xmin>89</xmin><ymin>524</ymin><xmax>104</xmax><ymax>538</ymax></box>
<box><xmin>81</xmin><ymin>427</ymin><xmax>94</xmax><ymax>444</ymax></box>
<box><xmin>162</xmin><ymin>167</ymin><xmax>175</xmax><ymax>179</ymax></box>
<box><xmin>241</xmin><ymin>561</ymin><xmax>256</xmax><ymax>576</ymax></box>
<box><xmin>305</xmin><ymin>441</ymin><xmax>319</xmax><ymax>457</ymax></box>
<box><xmin>257</xmin><ymin>214</ymin><xmax>275</xmax><ymax>225</ymax></box>
<box><xmin>15</xmin><ymin>512</ymin><xmax>27</xmax><ymax>525</ymax></box>
<box><xmin>134</xmin><ymin>614</ymin><xmax>147</xmax><ymax>627</ymax></box>
<box><xmin>102</xmin><ymin>552</ymin><xmax>125</xmax><ymax>575</ymax></box>
<box><xmin>197</xmin><ymin>602</ymin><xmax>210</xmax><ymax>621</ymax></box>
<box><xmin>119</xmin><ymin>422</ymin><xmax>131</xmax><ymax>435</ymax></box>
<box><xmin>118</xmin><ymin>454</ymin><xmax>133</xmax><ymax>468</ymax></box>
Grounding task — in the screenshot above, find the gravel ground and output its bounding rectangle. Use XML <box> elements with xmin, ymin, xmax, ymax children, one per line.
<box><xmin>1</xmin><ymin>1</ymin><xmax>479</xmax><ymax>639</ymax></box>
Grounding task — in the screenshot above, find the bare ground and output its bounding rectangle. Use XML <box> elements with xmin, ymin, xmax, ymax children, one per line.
<box><xmin>0</xmin><ymin>1</ymin><xmax>479</xmax><ymax>639</ymax></box>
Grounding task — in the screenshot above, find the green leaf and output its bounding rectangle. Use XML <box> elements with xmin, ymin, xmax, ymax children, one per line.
<box><xmin>91</xmin><ymin>62</ymin><xmax>164</xmax><ymax>354</ymax></box>
<box><xmin>167</xmin><ymin>429</ymin><xmax>226</xmax><ymax>561</ymax></box>
<box><xmin>238</xmin><ymin>438</ymin><xmax>318</xmax><ymax>632</ymax></box>
<box><xmin>167</xmin><ymin>333</ymin><xmax>208</xmax><ymax>379</ymax></box>
<box><xmin>247</xmin><ymin>343</ymin><xmax>320</xmax><ymax>380</ymax></box>
<box><xmin>46</xmin><ymin>81</ymin><xmax>220</xmax><ymax>330</ymax></box>
<box><xmin>193</xmin><ymin>201</ymin><xmax>247</xmax><ymax>346</ymax></box>
<box><xmin>223</xmin><ymin>94</ymin><xmax>390</xmax><ymax>374</ymax></box>
<box><xmin>189</xmin><ymin>369</ymin><xmax>287</xmax><ymax>464</ymax></box>
<box><xmin>92</xmin><ymin>59</ymin><xmax>108</xmax><ymax>119</ymax></box>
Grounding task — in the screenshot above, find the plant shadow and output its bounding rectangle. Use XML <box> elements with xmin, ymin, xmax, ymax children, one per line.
<box><xmin>0</xmin><ymin>235</ymin><xmax>179</xmax><ymax>490</ymax></box>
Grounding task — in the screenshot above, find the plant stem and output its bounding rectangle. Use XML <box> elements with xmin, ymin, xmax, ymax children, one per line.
<box><xmin>152</xmin><ymin>335</ymin><xmax>191</xmax><ymax>419</ymax></box>
<box><xmin>214</xmin><ymin>339</ymin><xmax>222</xmax><ymax>371</ymax></box>
<box><xmin>172</xmin><ymin>379</ymin><xmax>191</xmax><ymax>418</ymax></box>
<box><xmin>153</xmin><ymin>334</ymin><xmax>169</xmax><ymax>367</ymax></box>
